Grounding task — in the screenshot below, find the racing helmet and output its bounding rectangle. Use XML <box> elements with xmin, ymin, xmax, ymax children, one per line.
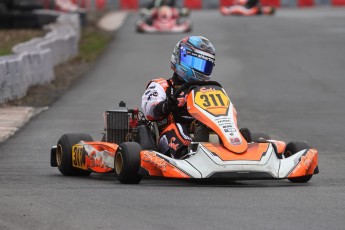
<box><xmin>171</xmin><ymin>36</ymin><xmax>215</xmax><ymax>82</ymax></box>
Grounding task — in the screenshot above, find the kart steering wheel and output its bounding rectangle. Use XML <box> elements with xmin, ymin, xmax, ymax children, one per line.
<box><xmin>172</xmin><ymin>80</ymin><xmax>222</xmax><ymax>100</ymax></box>
<box><xmin>171</xmin><ymin>81</ymin><xmax>222</xmax><ymax>122</ymax></box>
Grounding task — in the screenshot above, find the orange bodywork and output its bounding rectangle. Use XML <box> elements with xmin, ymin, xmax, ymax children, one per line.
<box><xmin>203</xmin><ymin>143</ymin><xmax>269</xmax><ymax>161</ymax></box>
<box><xmin>269</xmin><ymin>140</ymin><xmax>286</xmax><ymax>155</ymax></box>
<box><xmin>288</xmin><ymin>149</ymin><xmax>318</xmax><ymax>178</ymax></box>
<box><xmin>187</xmin><ymin>89</ymin><xmax>248</xmax><ymax>154</ymax></box>
<box><xmin>73</xmin><ymin>142</ymin><xmax>118</xmax><ymax>173</ymax></box>
<box><xmin>140</xmin><ymin>150</ymin><xmax>191</xmax><ymax>178</ymax></box>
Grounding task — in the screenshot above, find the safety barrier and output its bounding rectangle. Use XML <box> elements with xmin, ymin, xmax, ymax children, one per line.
<box><xmin>0</xmin><ymin>10</ymin><xmax>80</xmax><ymax>104</ymax></box>
<box><xmin>54</xmin><ymin>0</ymin><xmax>345</xmax><ymax>9</ymax></box>
<box><xmin>42</xmin><ymin>0</ymin><xmax>345</xmax><ymax>11</ymax></box>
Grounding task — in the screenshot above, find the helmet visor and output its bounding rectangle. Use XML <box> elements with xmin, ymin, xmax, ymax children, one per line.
<box><xmin>180</xmin><ymin>49</ymin><xmax>215</xmax><ymax>76</ymax></box>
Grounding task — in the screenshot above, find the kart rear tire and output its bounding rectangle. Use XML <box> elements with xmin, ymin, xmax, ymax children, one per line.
<box><xmin>56</xmin><ymin>133</ymin><xmax>93</xmax><ymax>176</ymax></box>
<box><xmin>115</xmin><ymin>142</ymin><xmax>142</xmax><ymax>184</ymax></box>
<box><xmin>285</xmin><ymin>141</ymin><xmax>313</xmax><ymax>183</ymax></box>
<box><xmin>136</xmin><ymin>26</ymin><xmax>143</xmax><ymax>33</ymax></box>
<box><xmin>0</xmin><ymin>3</ymin><xmax>7</xmax><ymax>13</ymax></box>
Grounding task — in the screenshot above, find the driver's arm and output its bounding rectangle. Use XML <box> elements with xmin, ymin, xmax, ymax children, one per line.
<box><xmin>141</xmin><ymin>82</ymin><xmax>168</xmax><ymax>120</ymax></box>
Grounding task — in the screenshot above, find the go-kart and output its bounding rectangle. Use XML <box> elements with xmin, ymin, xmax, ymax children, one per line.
<box><xmin>50</xmin><ymin>81</ymin><xmax>319</xmax><ymax>184</ymax></box>
<box><xmin>220</xmin><ymin>5</ymin><xmax>275</xmax><ymax>16</ymax></box>
<box><xmin>136</xmin><ymin>6</ymin><xmax>192</xmax><ymax>33</ymax></box>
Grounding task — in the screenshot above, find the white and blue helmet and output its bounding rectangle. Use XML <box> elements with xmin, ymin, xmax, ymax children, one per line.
<box><xmin>171</xmin><ymin>36</ymin><xmax>215</xmax><ymax>82</ymax></box>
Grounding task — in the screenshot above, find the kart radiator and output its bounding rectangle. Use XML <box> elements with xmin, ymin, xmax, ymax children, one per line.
<box><xmin>104</xmin><ymin>107</ymin><xmax>129</xmax><ymax>144</ymax></box>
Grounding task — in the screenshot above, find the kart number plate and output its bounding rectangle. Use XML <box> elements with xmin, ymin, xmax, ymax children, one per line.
<box><xmin>194</xmin><ymin>86</ymin><xmax>230</xmax><ymax>116</ymax></box>
<box><xmin>72</xmin><ymin>144</ymin><xmax>87</xmax><ymax>170</ymax></box>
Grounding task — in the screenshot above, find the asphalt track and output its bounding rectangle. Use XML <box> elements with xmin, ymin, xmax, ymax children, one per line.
<box><xmin>1</xmin><ymin>8</ymin><xmax>345</xmax><ymax>230</ymax></box>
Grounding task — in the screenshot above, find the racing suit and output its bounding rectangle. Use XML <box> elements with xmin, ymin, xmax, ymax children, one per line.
<box><xmin>244</xmin><ymin>0</ymin><xmax>259</xmax><ymax>9</ymax></box>
<box><xmin>141</xmin><ymin>74</ymin><xmax>193</xmax><ymax>159</ymax></box>
<box><xmin>146</xmin><ymin>0</ymin><xmax>176</xmax><ymax>9</ymax></box>
<box><xmin>235</xmin><ymin>0</ymin><xmax>260</xmax><ymax>8</ymax></box>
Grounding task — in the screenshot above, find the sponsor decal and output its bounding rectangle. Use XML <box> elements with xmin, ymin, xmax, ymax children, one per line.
<box><xmin>200</xmin><ymin>87</ymin><xmax>216</xmax><ymax>93</ymax></box>
<box><xmin>169</xmin><ymin>137</ymin><xmax>180</xmax><ymax>151</ymax></box>
<box><xmin>177</xmin><ymin>92</ymin><xmax>187</xmax><ymax>107</ymax></box>
<box><xmin>147</xmin><ymin>91</ymin><xmax>158</xmax><ymax>101</ymax></box>
<box><xmin>89</xmin><ymin>150</ymin><xmax>106</xmax><ymax>168</ymax></box>
<box><xmin>224</xmin><ymin>128</ymin><xmax>236</xmax><ymax>133</ymax></box>
<box><xmin>142</xmin><ymin>151</ymin><xmax>167</xmax><ymax>172</ymax></box>
<box><xmin>72</xmin><ymin>144</ymin><xmax>87</xmax><ymax>170</ymax></box>
<box><xmin>301</xmin><ymin>149</ymin><xmax>317</xmax><ymax>169</ymax></box>
<box><xmin>186</xmin><ymin>50</ymin><xmax>215</xmax><ymax>64</ymax></box>
<box><xmin>290</xmin><ymin>149</ymin><xmax>317</xmax><ymax>177</ymax></box>
<box><xmin>230</xmin><ymin>137</ymin><xmax>242</xmax><ymax>145</ymax></box>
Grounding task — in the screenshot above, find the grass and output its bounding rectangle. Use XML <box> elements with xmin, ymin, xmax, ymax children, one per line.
<box><xmin>78</xmin><ymin>26</ymin><xmax>111</xmax><ymax>62</ymax></box>
<box><xmin>0</xmin><ymin>29</ymin><xmax>45</xmax><ymax>56</ymax></box>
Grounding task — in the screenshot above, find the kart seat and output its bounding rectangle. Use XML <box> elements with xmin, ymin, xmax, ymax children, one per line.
<box><xmin>138</xmin><ymin>125</ymin><xmax>159</xmax><ymax>151</ymax></box>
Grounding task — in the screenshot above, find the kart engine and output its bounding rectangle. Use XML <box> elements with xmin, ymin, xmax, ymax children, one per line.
<box><xmin>103</xmin><ymin>101</ymin><xmax>140</xmax><ymax>144</ymax></box>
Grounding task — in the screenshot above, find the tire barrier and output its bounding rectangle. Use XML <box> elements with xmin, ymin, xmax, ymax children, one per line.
<box><xmin>0</xmin><ymin>10</ymin><xmax>80</xmax><ymax>104</ymax></box>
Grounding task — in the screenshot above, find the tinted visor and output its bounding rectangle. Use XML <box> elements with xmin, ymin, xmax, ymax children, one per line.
<box><xmin>180</xmin><ymin>49</ymin><xmax>214</xmax><ymax>75</ymax></box>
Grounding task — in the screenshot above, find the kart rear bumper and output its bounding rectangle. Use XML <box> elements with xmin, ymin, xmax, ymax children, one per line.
<box><xmin>136</xmin><ymin>20</ymin><xmax>191</xmax><ymax>33</ymax></box>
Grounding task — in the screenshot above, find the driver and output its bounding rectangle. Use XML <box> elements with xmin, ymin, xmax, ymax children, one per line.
<box><xmin>233</xmin><ymin>0</ymin><xmax>260</xmax><ymax>9</ymax></box>
<box><xmin>141</xmin><ymin>36</ymin><xmax>216</xmax><ymax>159</ymax></box>
<box><xmin>143</xmin><ymin>0</ymin><xmax>179</xmax><ymax>26</ymax></box>
<box><xmin>146</xmin><ymin>0</ymin><xmax>176</xmax><ymax>9</ymax></box>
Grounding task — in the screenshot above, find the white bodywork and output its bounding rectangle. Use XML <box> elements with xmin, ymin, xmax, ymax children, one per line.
<box><xmin>149</xmin><ymin>143</ymin><xmax>309</xmax><ymax>179</ymax></box>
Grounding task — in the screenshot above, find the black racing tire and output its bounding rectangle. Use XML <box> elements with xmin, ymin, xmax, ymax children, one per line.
<box><xmin>186</xmin><ymin>23</ymin><xmax>192</xmax><ymax>33</ymax></box>
<box><xmin>0</xmin><ymin>3</ymin><xmax>7</xmax><ymax>13</ymax></box>
<box><xmin>285</xmin><ymin>141</ymin><xmax>313</xmax><ymax>183</ymax></box>
<box><xmin>250</xmin><ymin>131</ymin><xmax>271</xmax><ymax>142</ymax></box>
<box><xmin>239</xmin><ymin>127</ymin><xmax>252</xmax><ymax>142</ymax></box>
<box><xmin>266</xmin><ymin>7</ymin><xmax>275</xmax><ymax>15</ymax></box>
<box><xmin>115</xmin><ymin>142</ymin><xmax>142</xmax><ymax>184</ymax></box>
<box><xmin>136</xmin><ymin>25</ymin><xmax>143</xmax><ymax>33</ymax></box>
<box><xmin>284</xmin><ymin>141</ymin><xmax>310</xmax><ymax>158</ymax></box>
<box><xmin>56</xmin><ymin>133</ymin><xmax>93</xmax><ymax>176</ymax></box>
<box><xmin>289</xmin><ymin>174</ymin><xmax>312</xmax><ymax>183</ymax></box>
<box><xmin>194</xmin><ymin>124</ymin><xmax>209</xmax><ymax>142</ymax></box>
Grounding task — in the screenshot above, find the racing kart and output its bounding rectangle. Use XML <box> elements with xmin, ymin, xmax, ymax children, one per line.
<box><xmin>220</xmin><ymin>5</ymin><xmax>275</xmax><ymax>16</ymax></box>
<box><xmin>136</xmin><ymin>6</ymin><xmax>192</xmax><ymax>33</ymax></box>
<box><xmin>50</xmin><ymin>81</ymin><xmax>319</xmax><ymax>184</ymax></box>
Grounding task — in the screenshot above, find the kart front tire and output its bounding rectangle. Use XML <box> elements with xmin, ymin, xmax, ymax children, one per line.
<box><xmin>285</xmin><ymin>141</ymin><xmax>313</xmax><ymax>183</ymax></box>
<box><xmin>250</xmin><ymin>131</ymin><xmax>271</xmax><ymax>142</ymax></box>
<box><xmin>56</xmin><ymin>133</ymin><xmax>93</xmax><ymax>176</ymax></box>
<box><xmin>115</xmin><ymin>142</ymin><xmax>142</xmax><ymax>184</ymax></box>
<box><xmin>240</xmin><ymin>128</ymin><xmax>271</xmax><ymax>142</ymax></box>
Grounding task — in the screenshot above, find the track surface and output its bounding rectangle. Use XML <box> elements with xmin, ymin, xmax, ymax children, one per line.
<box><xmin>1</xmin><ymin>8</ymin><xmax>345</xmax><ymax>230</ymax></box>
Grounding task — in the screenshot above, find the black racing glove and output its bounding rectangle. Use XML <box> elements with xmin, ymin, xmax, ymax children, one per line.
<box><xmin>153</xmin><ymin>95</ymin><xmax>177</xmax><ymax>118</ymax></box>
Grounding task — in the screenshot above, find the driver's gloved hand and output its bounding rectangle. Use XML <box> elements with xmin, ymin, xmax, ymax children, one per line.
<box><xmin>153</xmin><ymin>95</ymin><xmax>177</xmax><ymax>117</ymax></box>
